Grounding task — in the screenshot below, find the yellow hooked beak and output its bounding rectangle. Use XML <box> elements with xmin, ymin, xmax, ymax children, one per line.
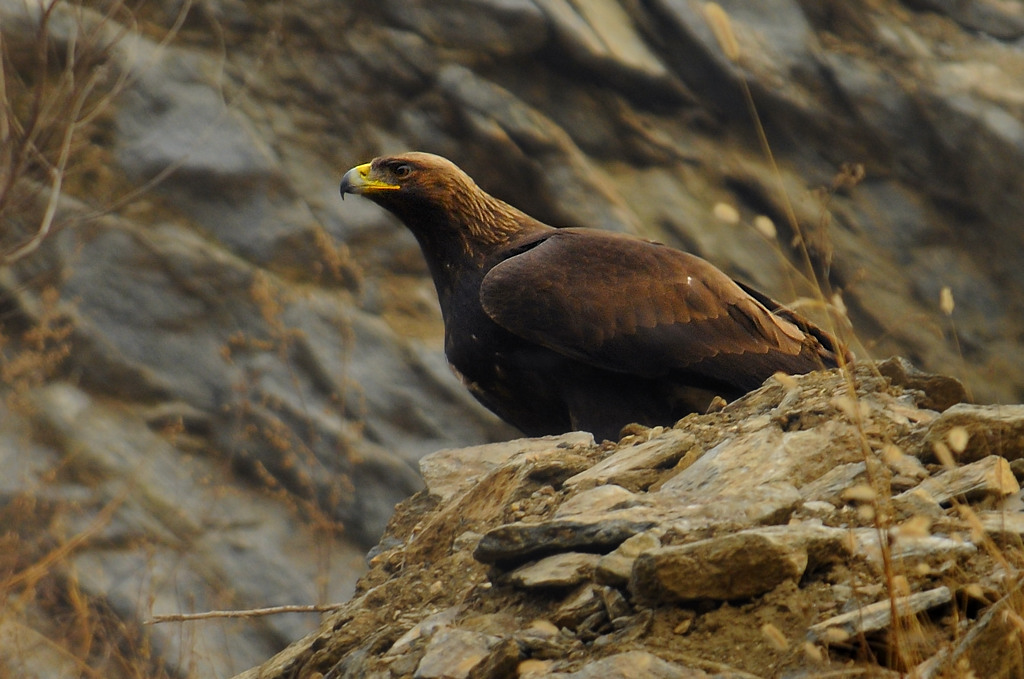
<box><xmin>339</xmin><ymin>162</ymin><xmax>401</xmax><ymax>199</ymax></box>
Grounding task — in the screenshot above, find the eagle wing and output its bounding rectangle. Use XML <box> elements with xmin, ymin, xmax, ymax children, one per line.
<box><xmin>480</xmin><ymin>228</ymin><xmax>829</xmax><ymax>391</ymax></box>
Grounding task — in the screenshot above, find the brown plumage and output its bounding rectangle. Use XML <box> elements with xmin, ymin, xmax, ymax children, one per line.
<box><xmin>340</xmin><ymin>152</ymin><xmax>849</xmax><ymax>440</ymax></box>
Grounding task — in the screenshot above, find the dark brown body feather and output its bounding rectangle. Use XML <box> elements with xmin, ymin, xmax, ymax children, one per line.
<box><xmin>341</xmin><ymin>152</ymin><xmax>849</xmax><ymax>440</ymax></box>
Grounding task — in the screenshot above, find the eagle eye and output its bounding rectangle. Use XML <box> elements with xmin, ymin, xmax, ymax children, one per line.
<box><xmin>393</xmin><ymin>163</ymin><xmax>413</xmax><ymax>178</ymax></box>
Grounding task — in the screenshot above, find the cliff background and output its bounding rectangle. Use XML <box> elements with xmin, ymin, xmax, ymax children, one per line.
<box><xmin>1</xmin><ymin>0</ymin><xmax>1023</xmax><ymax>677</ymax></box>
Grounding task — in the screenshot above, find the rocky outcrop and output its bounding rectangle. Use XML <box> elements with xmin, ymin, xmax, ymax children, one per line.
<box><xmin>2</xmin><ymin>0</ymin><xmax>1024</xmax><ymax>676</ymax></box>
<box><xmin>237</xmin><ymin>363</ymin><xmax>1024</xmax><ymax>678</ymax></box>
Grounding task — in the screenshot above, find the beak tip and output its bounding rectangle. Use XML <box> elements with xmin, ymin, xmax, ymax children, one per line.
<box><xmin>339</xmin><ymin>167</ymin><xmax>357</xmax><ymax>198</ymax></box>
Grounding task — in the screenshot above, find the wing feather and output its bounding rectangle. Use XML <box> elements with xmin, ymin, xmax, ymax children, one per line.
<box><xmin>480</xmin><ymin>228</ymin><xmax>819</xmax><ymax>384</ymax></box>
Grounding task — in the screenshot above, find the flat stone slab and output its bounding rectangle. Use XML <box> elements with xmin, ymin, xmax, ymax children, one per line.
<box><xmin>564</xmin><ymin>429</ymin><xmax>694</xmax><ymax>488</ymax></box>
<box><xmin>596</xmin><ymin>530</ymin><xmax>663</xmax><ymax>585</ymax></box>
<box><xmin>629</xmin><ymin>525</ymin><xmax>850</xmax><ymax>604</ymax></box>
<box><xmin>414</xmin><ymin>627</ymin><xmax>500</xmax><ymax>679</ymax></box>
<box><xmin>508</xmin><ymin>552</ymin><xmax>602</xmax><ymax>588</ymax></box>
<box><xmin>920</xmin><ymin>404</ymin><xmax>1024</xmax><ymax>463</ymax></box>
<box><xmin>474</xmin><ymin>510</ymin><xmax>659</xmax><ymax>565</ymax></box>
<box><xmin>421</xmin><ymin>432</ymin><xmax>595</xmax><ymax>501</ymax></box>
<box><xmin>852</xmin><ymin>529</ymin><xmax>976</xmax><ymax>570</ymax></box>
<box><xmin>978</xmin><ymin>511</ymin><xmax>1024</xmax><ymax>540</ymax></box>
<box><xmin>906</xmin><ymin>455</ymin><xmax>1019</xmax><ymax>505</ymax></box>
<box><xmin>556</xmin><ymin>484</ymin><xmax>647</xmax><ymax>518</ymax></box>
<box><xmin>807</xmin><ymin>587</ymin><xmax>952</xmax><ymax>642</ymax></box>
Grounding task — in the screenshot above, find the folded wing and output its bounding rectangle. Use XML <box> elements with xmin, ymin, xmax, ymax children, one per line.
<box><xmin>480</xmin><ymin>228</ymin><xmax>834</xmax><ymax>392</ymax></box>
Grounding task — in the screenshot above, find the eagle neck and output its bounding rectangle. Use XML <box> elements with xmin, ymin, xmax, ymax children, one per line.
<box><xmin>397</xmin><ymin>194</ymin><xmax>550</xmax><ymax>323</ymax></box>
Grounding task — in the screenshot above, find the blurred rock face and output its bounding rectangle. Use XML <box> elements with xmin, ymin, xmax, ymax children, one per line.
<box><xmin>1</xmin><ymin>0</ymin><xmax>1023</xmax><ymax>676</ymax></box>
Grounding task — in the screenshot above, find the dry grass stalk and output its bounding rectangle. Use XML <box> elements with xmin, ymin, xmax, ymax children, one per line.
<box><xmin>146</xmin><ymin>602</ymin><xmax>345</xmax><ymax>625</ymax></box>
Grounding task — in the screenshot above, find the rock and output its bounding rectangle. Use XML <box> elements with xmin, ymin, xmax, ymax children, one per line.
<box><xmin>386</xmin><ymin>607</ymin><xmax>464</xmax><ymax>657</ymax></box>
<box><xmin>755</xmin><ymin>524</ymin><xmax>855</xmax><ymax>569</ymax></box>
<box><xmin>552</xmin><ymin>586</ymin><xmax>605</xmax><ymax>629</ymax></box>
<box><xmin>593</xmin><ymin>609</ymin><xmax>653</xmax><ymax>646</ymax></box>
<box><xmin>508</xmin><ymin>553</ymin><xmax>601</xmax><ymax>589</ymax></box>
<box><xmin>654</xmin><ymin>482</ymin><xmax>804</xmax><ymax>535</ymax></box>
<box><xmin>477</xmin><ymin>475</ymin><xmax>806</xmax><ymax>568</ymax></box>
<box><xmin>658</xmin><ymin>423</ymin><xmax>857</xmax><ymax>499</ymax></box>
<box><xmin>918</xmin><ymin>404</ymin><xmax>1024</xmax><ymax>464</ymax></box>
<box><xmin>564</xmin><ymin>429</ymin><xmax>695</xmax><ymax>488</ymax></box>
<box><xmin>904</xmin><ymin>455</ymin><xmax>1019</xmax><ymax>505</ymax></box>
<box><xmin>798</xmin><ymin>500</ymin><xmax>838</xmax><ymax>521</ymax></box>
<box><xmin>534</xmin><ymin>0</ymin><xmax>680</xmax><ymax>96</ymax></box>
<box><xmin>519</xmin><ymin>659</ymin><xmax>555</xmax><ymax>676</ymax></box>
<box><xmin>414</xmin><ymin>628</ymin><xmax>503</xmax><ymax>679</ymax></box>
<box><xmin>876</xmin><ymin>356</ymin><xmax>967</xmax><ymax>411</ymax></box>
<box><xmin>20</xmin><ymin>384</ymin><xmax>365</xmax><ymax>676</ymax></box>
<box><xmin>852</xmin><ymin>529</ymin><xmax>976</xmax><ymax>571</ymax></box>
<box><xmin>650</xmin><ymin>0</ymin><xmax>829</xmax><ymax>119</ymax></box>
<box><xmin>908</xmin><ymin>0</ymin><xmax>1024</xmax><ymax>40</ymax></box>
<box><xmin>881</xmin><ymin>444</ymin><xmax>931</xmax><ymax>482</ymax></box>
<box><xmin>555</xmin><ymin>484</ymin><xmax>646</xmax><ymax>517</ymax></box>
<box><xmin>514</xmin><ymin>619</ymin><xmax>579</xmax><ymax>659</ymax></box>
<box><xmin>807</xmin><ymin>587</ymin><xmax>952</xmax><ymax>643</ymax></box>
<box><xmin>596</xmin><ymin>530</ymin><xmax>664</xmax><ymax>585</ymax></box>
<box><xmin>379</xmin><ymin>0</ymin><xmax>548</xmax><ymax>57</ymax></box>
<box><xmin>891</xmin><ymin>488</ymin><xmax>946</xmax><ymax>521</ymax></box>
<box><xmin>979</xmin><ymin>508</ymin><xmax>1024</xmax><ymax>533</ymax></box>
<box><xmin>421</xmin><ymin>432</ymin><xmax>594</xmax><ymax>502</ymax></box>
<box><xmin>630</xmin><ymin>528</ymin><xmax>813</xmax><ymax>604</ymax></box>
<box><xmin>0</xmin><ymin>617</ymin><xmax>81</xmax><ymax>678</ymax></box>
<box><xmin>435</xmin><ymin>64</ymin><xmax>642</xmax><ymax>235</ymax></box>
<box><xmin>913</xmin><ymin>584</ymin><xmax>1024</xmax><ymax>679</ymax></box>
<box><xmin>115</xmin><ymin>45</ymin><xmax>278</xmax><ymax>184</ymax></box>
<box><xmin>114</xmin><ymin>45</ymin><xmax>322</xmax><ymax>270</ymax></box>
<box><xmin>2</xmin><ymin>208</ymin><xmax>483</xmax><ymax>543</ymax></box>
<box><xmin>474</xmin><ymin>511</ymin><xmax>659</xmax><ymax>565</ymax></box>
<box><xmin>800</xmin><ymin>462</ymin><xmax>867</xmax><ymax>504</ymax></box>
<box><xmin>548</xmin><ymin>650</ymin><xmax>707</xmax><ymax>678</ymax></box>
<box><xmin>599</xmin><ymin>586</ymin><xmax>631</xmax><ymax>619</ymax></box>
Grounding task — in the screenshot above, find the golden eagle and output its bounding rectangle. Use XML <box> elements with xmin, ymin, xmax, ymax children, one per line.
<box><xmin>341</xmin><ymin>152</ymin><xmax>848</xmax><ymax>440</ymax></box>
